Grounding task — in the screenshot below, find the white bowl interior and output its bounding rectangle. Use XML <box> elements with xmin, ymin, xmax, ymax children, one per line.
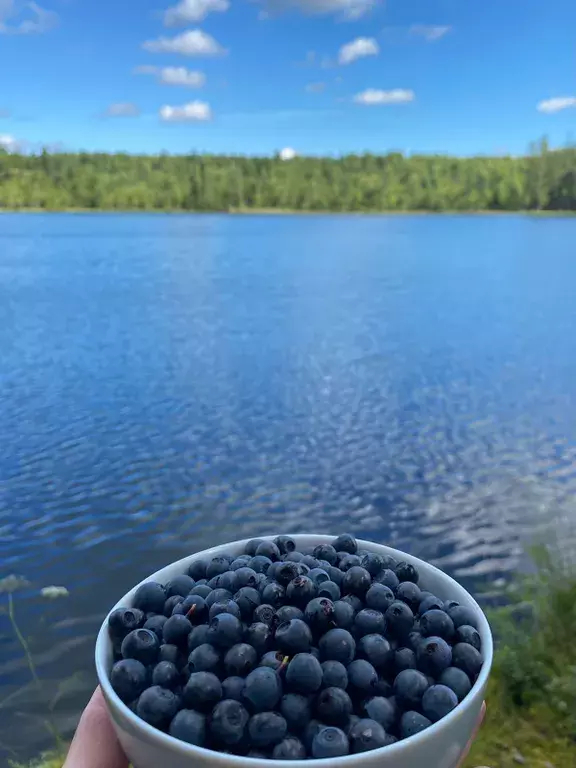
<box><xmin>96</xmin><ymin>534</ymin><xmax>493</xmax><ymax>767</ymax></box>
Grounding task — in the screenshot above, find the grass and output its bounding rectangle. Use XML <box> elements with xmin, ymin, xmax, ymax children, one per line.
<box><xmin>11</xmin><ymin>550</ymin><xmax>576</xmax><ymax>768</ymax></box>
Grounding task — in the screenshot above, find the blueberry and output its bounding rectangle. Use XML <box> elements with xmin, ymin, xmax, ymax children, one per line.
<box><xmin>249</xmin><ymin>712</ymin><xmax>287</xmax><ymax>747</ymax></box>
<box><xmin>374</xmin><ymin>678</ymin><xmax>393</xmax><ymax>697</ymax></box>
<box><xmin>318</xmin><ymin>581</ymin><xmax>341</xmax><ymax>601</ymax></box>
<box><xmin>456</xmin><ymin>625</ymin><xmax>481</xmax><ymax>651</ymax></box>
<box><xmin>255</xmin><ymin>540</ymin><xmax>281</xmax><ymax>561</ymax></box>
<box><xmin>285</xmin><ymin>551</ymin><xmax>305</xmax><ymax>563</ymax></box>
<box><xmin>374</xmin><ymin>569</ymin><xmax>400</xmax><ymax>591</ymax></box>
<box><xmin>162</xmin><ymin>615</ymin><xmax>192</xmax><ymax>646</ymax></box>
<box><xmin>189</xmin><ymin>584</ymin><xmax>212</xmax><ymax>600</ymax></box>
<box><xmin>261</xmin><ymin>581</ymin><xmax>285</xmax><ymax>607</ymax></box>
<box><xmin>163</xmin><ymin>596</ymin><xmax>184</xmax><ymax>617</ymax></box>
<box><xmin>243</xmin><ymin>667</ymin><xmax>283</xmax><ymax>712</ymax></box>
<box><xmin>121</xmin><ymin>629</ymin><xmax>159</xmax><ymax>666</ymax></box>
<box><xmin>333</xmin><ymin>600</ymin><xmax>355</xmax><ymax>629</ymax></box>
<box><xmin>249</xmin><ymin>555</ymin><xmax>273</xmax><ymax>574</ymax></box>
<box><xmin>439</xmin><ymin>666</ymin><xmax>472</xmax><ymax>702</ymax></box>
<box><xmin>110</xmin><ymin>659</ymin><xmax>147</xmax><ymax>702</ymax></box>
<box><xmin>276</xmin><ymin>605</ymin><xmax>304</xmax><ymax>623</ymax></box>
<box><xmin>395</xmin><ymin>562</ymin><xmax>419</xmax><ymax>584</ymax></box>
<box><xmin>354</xmin><ymin>608</ymin><xmax>386</xmax><ymax>638</ymax></box>
<box><xmin>166</xmin><ymin>575</ymin><xmax>195</xmax><ymax>598</ymax></box>
<box><xmin>347</xmin><ymin>659</ymin><xmax>378</xmax><ymax>697</ymax></box>
<box><xmin>172</xmin><ymin>594</ymin><xmax>207</xmax><ymax>623</ymax></box>
<box><xmin>394</xmin><ymin>647</ymin><xmax>416</xmax><ymax>673</ymax></box>
<box><xmin>151</xmin><ymin>660</ymin><xmax>180</xmax><ymax>690</ymax></box>
<box><xmin>260</xmin><ymin>650</ymin><xmax>286</xmax><ymax>674</ymax></box>
<box><xmin>313</xmin><ymin>544</ymin><xmax>338</xmax><ymax>565</ymax></box>
<box><xmin>417</xmin><ymin>636</ymin><xmax>452</xmax><ymax>676</ymax></box>
<box><xmin>280</xmin><ymin>693</ymin><xmax>311</xmax><ymax>732</ymax></box>
<box><xmin>396</xmin><ymin>582</ymin><xmax>422</xmax><ymax>611</ymax></box>
<box><xmin>394</xmin><ymin>669</ymin><xmax>429</xmax><ymax>709</ymax></box>
<box><xmin>208</xmin><ymin>613</ymin><xmax>243</xmax><ymax>649</ymax></box>
<box><xmin>245</xmin><ymin>538</ymin><xmax>265</xmax><ymax>557</ymax></box>
<box><xmin>159</xmin><ymin>643</ymin><xmax>181</xmax><ymax>665</ymax></box>
<box><xmin>187</xmin><ymin>624</ymin><xmax>211</xmax><ymax>651</ymax></box>
<box><xmin>209</xmin><ymin>571</ymin><xmax>239</xmax><ymax>593</ymax></box>
<box><xmin>108</xmin><ymin>608</ymin><xmax>145</xmax><ymax>641</ymax></box>
<box><xmin>187</xmin><ymin>559</ymin><xmax>208</xmax><ymax>581</ymax></box>
<box><xmin>400</xmin><ymin>711</ymin><xmax>432</xmax><ymax>739</ymax></box>
<box><xmin>276</xmin><ymin>618</ymin><xmax>313</xmax><ymax>654</ymax></box>
<box><xmin>420</xmin><ymin>609</ymin><xmax>455</xmax><ymax>641</ymax></box>
<box><xmin>327</xmin><ymin>566</ymin><xmax>344</xmax><ymax>586</ymax></box>
<box><xmin>356</xmin><ymin>634</ymin><xmax>392</xmax><ymax>671</ymax></box>
<box><xmin>308</xmin><ymin>568</ymin><xmax>330</xmax><ymax>586</ymax></box>
<box><xmin>360</xmin><ymin>697</ymin><xmax>396</xmax><ymax>731</ymax></box>
<box><xmin>339</xmin><ymin>554</ymin><xmax>362</xmax><ymax>572</ymax></box>
<box><xmin>348</xmin><ymin>718</ymin><xmax>389</xmax><ymax>753</ymax></box>
<box><xmin>169</xmin><ymin>709</ymin><xmax>206</xmax><ymax>746</ymax></box>
<box><xmin>312</xmin><ymin>726</ymin><xmax>350</xmax><ymax>758</ymax></box>
<box><xmin>205</xmin><ymin>588</ymin><xmax>233</xmax><ymax>608</ymax></box>
<box><xmin>136</xmin><ymin>685</ymin><xmax>179</xmax><ymax>729</ymax></box>
<box><xmin>286</xmin><ymin>653</ymin><xmax>323</xmax><ymax>694</ymax></box>
<box><xmin>210</xmin><ymin>699</ymin><xmax>250</xmax><ymax>746</ymax></box>
<box><xmin>143</xmin><ymin>615</ymin><xmax>167</xmax><ymax>641</ymax></box>
<box><xmin>234</xmin><ymin>567</ymin><xmax>259</xmax><ymax>589</ymax></box>
<box><xmin>304</xmin><ymin>597</ymin><xmax>335</xmax><ymax>636</ymax></box>
<box><xmin>444</xmin><ymin>599</ymin><xmax>460</xmax><ymax>612</ymax></box>
<box><xmin>222</xmin><ymin>676</ymin><xmax>245</xmax><ymax>701</ymax></box>
<box><xmin>188</xmin><ymin>643</ymin><xmax>221</xmax><ymax>674</ymax></box>
<box><xmin>321</xmin><ymin>660</ymin><xmax>348</xmax><ymax>689</ymax></box>
<box><xmin>303</xmin><ymin>719</ymin><xmax>323</xmax><ymax>751</ymax></box>
<box><xmin>229</xmin><ymin>555</ymin><xmax>252</xmax><ymax>571</ymax></box>
<box><xmin>452</xmin><ymin>642</ymin><xmax>483</xmax><ymax>678</ymax></box>
<box><xmin>133</xmin><ymin>583</ymin><xmax>166</xmax><ymax>615</ymax></box>
<box><xmin>301</xmin><ymin>555</ymin><xmax>320</xmax><ymax>570</ymax></box>
<box><xmin>365</xmin><ymin>583</ymin><xmax>395</xmax><ymax>613</ymax></box>
<box><xmin>315</xmin><ymin>687</ymin><xmax>353</xmax><ymax>726</ymax></box>
<box><xmin>275</xmin><ymin>561</ymin><xmax>301</xmax><ymax>586</ymax></box>
<box><xmin>183</xmin><ymin>671</ymin><xmax>222</xmax><ymax>711</ymax></box>
<box><xmin>206</xmin><ymin>556</ymin><xmax>232</xmax><ymax>580</ymax></box>
<box><xmin>385</xmin><ymin>601</ymin><xmax>414</xmax><ymax>639</ymax></box>
<box><xmin>286</xmin><ymin>576</ymin><xmax>317</xmax><ymax>607</ymax></box>
<box><xmin>319</xmin><ymin>628</ymin><xmax>356</xmax><ymax>664</ymax></box>
<box><xmin>342</xmin><ymin>566</ymin><xmax>372</xmax><ymax>598</ymax></box>
<box><xmin>209</xmin><ymin>599</ymin><xmax>242</xmax><ymax>622</ymax></box>
<box><xmin>245</xmin><ymin>622</ymin><xmax>273</xmax><ymax>655</ymax></box>
<box><xmin>448</xmin><ymin>605</ymin><xmax>479</xmax><ymax>630</ymax></box>
<box><xmin>333</xmin><ymin>533</ymin><xmax>357</xmax><ymax>555</ymax></box>
<box><xmin>222</xmin><ymin>644</ymin><xmax>257</xmax><ymax>678</ymax></box>
<box><xmin>233</xmin><ymin>587</ymin><xmax>261</xmax><ymax>619</ymax></box>
<box><xmin>407</xmin><ymin>630</ymin><xmax>424</xmax><ymax>652</ymax></box>
<box><xmin>273</xmin><ymin>736</ymin><xmax>306</xmax><ymax>759</ymax></box>
<box><xmin>422</xmin><ymin>684</ymin><xmax>458</xmax><ymax>722</ymax></box>
<box><xmin>358</xmin><ymin>553</ymin><xmax>382</xmax><ymax>577</ymax></box>
<box><xmin>253</xmin><ymin>604</ymin><xmax>277</xmax><ymax>626</ymax></box>
<box><xmin>419</xmin><ymin>594</ymin><xmax>444</xmax><ymax>614</ymax></box>
<box><xmin>274</xmin><ymin>535</ymin><xmax>296</xmax><ymax>555</ymax></box>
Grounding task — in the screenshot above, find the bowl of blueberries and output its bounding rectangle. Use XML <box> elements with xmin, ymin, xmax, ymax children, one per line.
<box><xmin>95</xmin><ymin>534</ymin><xmax>492</xmax><ymax>768</ymax></box>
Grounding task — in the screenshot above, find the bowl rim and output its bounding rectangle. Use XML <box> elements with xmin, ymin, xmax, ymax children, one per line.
<box><xmin>96</xmin><ymin>534</ymin><xmax>493</xmax><ymax>767</ymax></box>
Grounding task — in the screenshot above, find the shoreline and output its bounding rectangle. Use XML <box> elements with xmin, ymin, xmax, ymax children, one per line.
<box><xmin>1</xmin><ymin>208</ymin><xmax>575</xmax><ymax>217</ymax></box>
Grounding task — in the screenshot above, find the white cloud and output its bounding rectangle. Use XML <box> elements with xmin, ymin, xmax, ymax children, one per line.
<box><xmin>164</xmin><ymin>0</ymin><xmax>229</xmax><ymax>26</ymax></box>
<box><xmin>0</xmin><ymin>134</ymin><xmax>19</xmax><ymax>151</ymax></box>
<box><xmin>160</xmin><ymin>101</ymin><xmax>212</xmax><ymax>122</ymax></box>
<box><xmin>410</xmin><ymin>25</ymin><xmax>451</xmax><ymax>41</ymax></box>
<box><xmin>135</xmin><ymin>66</ymin><xmax>206</xmax><ymax>88</ymax></box>
<box><xmin>102</xmin><ymin>103</ymin><xmax>141</xmax><ymax>118</ymax></box>
<box><xmin>537</xmin><ymin>96</ymin><xmax>576</xmax><ymax>114</ymax></box>
<box><xmin>257</xmin><ymin>0</ymin><xmax>377</xmax><ymax>21</ymax></box>
<box><xmin>279</xmin><ymin>147</ymin><xmax>297</xmax><ymax>160</ymax></box>
<box><xmin>354</xmin><ymin>88</ymin><xmax>415</xmax><ymax>105</ymax></box>
<box><xmin>338</xmin><ymin>37</ymin><xmax>379</xmax><ymax>65</ymax></box>
<box><xmin>0</xmin><ymin>1</ymin><xmax>58</xmax><ymax>34</ymax></box>
<box><xmin>143</xmin><ymin>29</ymin><xmax>226</xmax><ymax>57</ymax></box>
<box><xmin>306</xmin><ymin>82</ymin><xmax>326</xmax><ymax>93</ymax></box>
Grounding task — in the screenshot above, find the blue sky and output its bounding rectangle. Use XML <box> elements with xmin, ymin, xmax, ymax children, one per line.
<box><xmin>0</xmin><ymin>0</ymin><xmax>575</xmax><ymax>156</ymax></box>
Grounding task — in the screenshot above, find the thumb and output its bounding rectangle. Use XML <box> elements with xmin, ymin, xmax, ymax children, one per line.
<box><xmin>64</xmin><ymin>687</ymin><xmax>128</xmax><ymax>768</ymax></box>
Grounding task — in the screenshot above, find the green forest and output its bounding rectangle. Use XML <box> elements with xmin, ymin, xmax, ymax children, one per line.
<box><xmin>1</xmin><ymin>139</ymin><xmax>575</xmax><ymax>212</ymax></box>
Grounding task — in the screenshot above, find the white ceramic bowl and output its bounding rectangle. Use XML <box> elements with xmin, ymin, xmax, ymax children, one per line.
<box><xmin>96</xmin><ymin>534</ymin><xmax>493</xmax><ymax>768</ymax></box>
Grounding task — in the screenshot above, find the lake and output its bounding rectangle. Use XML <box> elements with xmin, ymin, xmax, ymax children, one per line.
<box><xmin>1</xmin><ymin>212</ymin><xmax>576</xmax><ymax>762</ymax></box>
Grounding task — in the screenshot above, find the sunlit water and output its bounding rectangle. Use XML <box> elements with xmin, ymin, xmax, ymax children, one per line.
<box><xmin>1</xmin><ymin>213</ymin><xmax>575</xmax><ymax>762</ymax></box>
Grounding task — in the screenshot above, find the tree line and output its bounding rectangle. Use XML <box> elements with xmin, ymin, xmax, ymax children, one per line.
<box><xmin>0</xmin><ymin>139</ymin><xmax>575</xmax><ymax>212</ymax></box>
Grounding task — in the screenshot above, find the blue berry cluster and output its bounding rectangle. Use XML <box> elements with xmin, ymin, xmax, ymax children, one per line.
<box><xmin>107</xmin><ymin>534</ymin><xmax>483</xmax><ymax>759</ymax></box>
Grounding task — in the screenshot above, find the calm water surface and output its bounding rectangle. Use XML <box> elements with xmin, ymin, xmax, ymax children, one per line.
<box><xmin>1</xmin><ymin>213</ymin><xmax>576</xmax><ymax>761</ymax></box>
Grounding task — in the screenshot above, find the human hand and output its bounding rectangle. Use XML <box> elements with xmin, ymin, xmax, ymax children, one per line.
<box><xmin>63</xmin><ymin>689</ymin><xmax>486</xmax><ymax>768</ymax></box>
